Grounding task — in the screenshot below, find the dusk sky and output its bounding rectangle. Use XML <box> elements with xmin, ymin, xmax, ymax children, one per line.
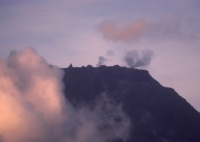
<box><xmin>0</xmin><ymin>0</ymin><xmax>200</xmax><ymax>112</ymax></box>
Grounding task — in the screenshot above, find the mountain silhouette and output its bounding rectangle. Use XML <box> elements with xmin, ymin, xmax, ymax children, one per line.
<box><xmin>62</xmin><ymin>65</ymin><xmax>200</xmax><ymax>142</ymax></box>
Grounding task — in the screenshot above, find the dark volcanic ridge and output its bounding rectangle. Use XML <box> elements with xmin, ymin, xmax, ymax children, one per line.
<box><xmin>62</xmin><ymin>64</ymin><xmax>200</xmax><ymax>142</ymax></box>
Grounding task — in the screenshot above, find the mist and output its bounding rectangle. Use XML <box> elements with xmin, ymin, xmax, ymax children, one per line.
<box><xmin>0</xmin><ymin>48</ymin><xmax>130</xmax><ymax>142</ymax></box>
<box><xmin>124</xmin><ymin>50</ymin><xmax>154</xmax><ymax>68</ymax></box>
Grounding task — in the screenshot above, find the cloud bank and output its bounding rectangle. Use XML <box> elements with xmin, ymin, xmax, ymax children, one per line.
<box><xmin>0</xmin><ymin>48</ymin><xmax>130</xmax><ymax>142</ymax></box>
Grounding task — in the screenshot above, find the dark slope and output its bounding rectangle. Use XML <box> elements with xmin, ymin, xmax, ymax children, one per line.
<box><xmin>62</xmin><ymin>65</ymin><xmax>200</xmax><ymax>142</ymax></box>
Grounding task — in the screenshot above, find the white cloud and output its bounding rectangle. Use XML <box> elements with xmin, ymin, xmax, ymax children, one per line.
<box><xmin>0</xmin><ymin>47</ymin><xmax>131</xmax><ymax>142</ymax></box>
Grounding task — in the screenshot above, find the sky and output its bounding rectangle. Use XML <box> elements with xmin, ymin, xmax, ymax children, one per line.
<box><xmin>0</xmin><ymin>0</ymin><xmax>200</xmax><ymax>112</ymax></box>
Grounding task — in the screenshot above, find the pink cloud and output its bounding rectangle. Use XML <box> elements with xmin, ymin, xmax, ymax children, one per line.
<box><xmin>98</xmin><ymin>18</ymin><xmax>200</xmax><ymax>43</ymax></box>
<box><xmin>0</xmin><ymin>47</ymin><xmax>131</xmax><ymax>142</ymax></box>
<box><xmin>98</xmin><ymin>19</ymin><xmax>147</xmax><ymax>42</ymax></box>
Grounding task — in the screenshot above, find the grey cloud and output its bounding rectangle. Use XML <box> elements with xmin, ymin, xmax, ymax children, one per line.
<box><xmin>124</xmin><ymin>50</ymin><xmax>154</xmax><ymax>68</ymax></box>
<box><xmin>94</xmin><ymin>94</ymin><xmax>130</xmax><ymax>142</ymax></box>
<box><xmin>74</xmin><ymin>94</ymin><xmax>131</xmax><ymax>142</ymax></box>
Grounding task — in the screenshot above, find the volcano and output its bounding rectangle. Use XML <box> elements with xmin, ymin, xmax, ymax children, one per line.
<box><xmin>62</xmin><ymin>65</ymin><xmax>200</xmax><ymax>142</ymax></box>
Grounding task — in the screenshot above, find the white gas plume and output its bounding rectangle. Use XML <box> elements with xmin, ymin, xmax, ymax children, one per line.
<box><xmin>0</xmin><ymin>47</ymin><xmax>130</xmax><ymax>142</ymax></box>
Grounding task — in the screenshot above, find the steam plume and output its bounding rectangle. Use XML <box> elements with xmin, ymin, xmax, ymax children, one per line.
<box><xmin>96</xmin><ymin>50</ymin><xmax>115</xmax><ymax>67</ymax></box>
<box><xmin>96</xmin><ymin>56</ymin><xmax>107</xmax><ymax>67</ymax></box>
<box><xmin>124</xmin><ymin>49</ymin><xmax>154</xmax><ymax>68</ymax></box>
<box><xmin>0</xmin><ymin>47</ymin><xmax>130</xmax><ymax>142</ymax></box>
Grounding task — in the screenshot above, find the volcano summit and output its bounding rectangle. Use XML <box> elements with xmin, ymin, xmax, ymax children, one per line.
<box><xmin>63</xmin><ymin>65</ymin><xmax>200</xmax><ymax>142</ymax></box>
